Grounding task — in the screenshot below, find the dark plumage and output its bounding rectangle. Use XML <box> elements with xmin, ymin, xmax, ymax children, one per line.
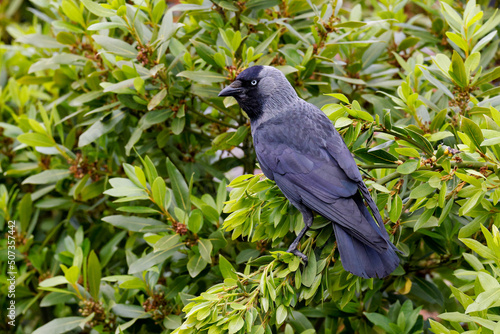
<box><xmin>219</xmin><ymin>66</ymin><xmax>400</xmax><ymax>278</ymax></box>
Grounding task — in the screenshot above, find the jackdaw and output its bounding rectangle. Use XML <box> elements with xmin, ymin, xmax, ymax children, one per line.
<box><xmin>219</xmin><ymin>65</ymin><xmax>400</xmax><ymax>278</ymax></box>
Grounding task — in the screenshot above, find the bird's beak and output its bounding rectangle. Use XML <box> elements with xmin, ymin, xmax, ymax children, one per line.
<box><xmin>218</xmin><ymin>80</ymin><xmax>243</xmax><ymax>97</ymax></box>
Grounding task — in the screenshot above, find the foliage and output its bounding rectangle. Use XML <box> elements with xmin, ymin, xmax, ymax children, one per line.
<box><xmin>0</xmin><ymin>0</ymin><xmax>500</xmax><ymax>333</ymax></box>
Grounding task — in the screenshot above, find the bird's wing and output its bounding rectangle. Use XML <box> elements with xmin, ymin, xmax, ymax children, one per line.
<box><xmin>252</xmin><ymin>107</ymin><xmax>389</xmax><ymax>251</ymax></box>
<box><xmin>324</xmin><ymin>139</ymin><xmax>390</xmax><ymax>238</ymax></box>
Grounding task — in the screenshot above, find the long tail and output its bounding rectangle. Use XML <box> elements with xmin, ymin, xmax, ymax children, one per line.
<box><xmin>333</xmin><ymin>223</ymin><xmax>400</xmax><ymax>278</ymax></box>
<box><xmin>333</xmin><ymin>192</ymin><xmax>400</xmax><ymax>278</ymax></box>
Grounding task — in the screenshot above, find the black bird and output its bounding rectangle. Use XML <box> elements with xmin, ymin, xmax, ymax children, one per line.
<box><xmin>219</xmin><ymin>65</ymin><xmax>400</xmax><ymax>278</ymax></box>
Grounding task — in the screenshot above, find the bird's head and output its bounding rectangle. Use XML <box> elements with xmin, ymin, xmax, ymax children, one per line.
<box><xmin>219</xmin><ymin>65</ymin><xmax>298</xmax><ymax>121</ymax></box>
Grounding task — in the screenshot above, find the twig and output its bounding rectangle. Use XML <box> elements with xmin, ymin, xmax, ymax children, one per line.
<box><xmin>189</xmin><ymin>108</ymin><xmax>238</xmax><ymax>129</ymax></box>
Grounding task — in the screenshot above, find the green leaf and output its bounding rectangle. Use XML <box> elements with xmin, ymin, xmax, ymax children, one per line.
<box><xmin>164</xmin><ymin>315</ymin><xmax>182</xmax><ymax>329</ymax></box>
<box><xmin>413</xmin><ymin>276</ymin><xmax>444</xmax><ymax>305</ymax></box>
<box><xmin>276</xmin><ymin>305</ymin><xmax>288</xmax><ymax>325</ymax></box>
<box><xmin>414</xmin><ymin>208</ymin><xmax>437</xmax><ymax>231</ymax></box>
<box><xmin>87</xmin><ymin>251</ymin><xmax>101</xmax><ymax>300</ymax></box>
<box><xmin>398</xmin><ymin>37</ymin><xmax>420</xmax><ymax>51</ymax></box>
<box><xmin>177</xmin><ymin>70</ymin><xmax>227</xmax><ymax>84</ymax></box>
<box><xmin>23</xmin><ymin>169</ymin><xmax>71</xmax><ymax>185</ymax></box>
<box><xmin>70</xmin><ymin>91</ymin><xmax>104</xmax><ymax>107</ymax></box>
<box><xmin>18</xmin><ymin>194</ymin><xmax>32</xmax><ymax>232</ymax></box>
<box><xmin>154</xmin><ymin>234</ymin><xmax>181</xmax><ymax>252</ymax></box>
<box><xmin>39</xmin><ymin>275</ymin><xmax>69</xmax><ymax>288</ymax></box>
<box><xmin>61</xmin><ymin>0</ymin><xmax>85</xmax><ymax>27</ymax></box>
<box><xmin>396</xmin><ymin>159</ymin><xmax>419</xmax><ymax>174</ymax></box>
<box><xmin>466</xmin><ymin>288</ymin><xmax>500</xmax><ymax>313</ymax></box>
<box><xmin>419</xmin><ymin>67</ymin><xmax>454</xmax><ymax>99</ymax></box>
<box><xmin>129</xmin><ymin>242</ymin><xmax>182</xmax><ymax>274</ymax></box>
<box><xmin>429</xmin><ymin>110</ymin><xmax>448</xmax><ymax>133</ymax></box>
<box><xmin>78</xmin><ymin>110</ymin><xmax>126</xmax><ymax>147</ymax></box>
<box><xmin>228</xmin><ymin>316</ymin><xmax>245</xmax><ymax>334</ymax></box>
<box><xmin>198</xmin><ymin>239</ymin><xmax>212</xmax><ymax>264</ymax></box>
<box><xmin>187</xmin><ymin>254</ymin><xmax>208</xmax><ymax>277</ymax></box>
<box><xmin>171</xmin><ymin>117</ymin><xmax>185</xmax><ymax>135</ymax></box>
<box><xmin>482</xmin><ymin>136</ymin><xmax>500</xmax><ymax>146</ymax></box>
<box><xmin>254</xmin><ymin>30</ymin><xmax>280</xmax><ymax>55</ymax></box>
<box><xmin>112</xmin><ymin>304</ymin><xmax>150</xmax><ymax>319</ymax></box>
<box><xmin>467</xmin><ymin>10</ymin><xmax>483</xmax><ymax>27</ymax></box>
<box><xmin>459</xmin><ymin>214</ymin><xmax>489</xmax><ymax>238</ymax></box>
<box><xmin>409</xmin><ymin>183</ymin><xmax>435</xmax><ymax>199</ymax></box>
<box><xmin>354</xmin><ymin>148</ymin><xmax>398</xmax><ymax>164</ymax></box>
<box><xmin>32</xmin><ymin>317</ymin><xmax>88</xmax><ymax>334</ymax></box>
<box><xmin>219</xmin><ymin>255</ymin><xmax>237</xmax><ymax>280</ymax></box>
<box><xmin>166</xmin><ymin>158</ymin><xmax>190</xmax><ymax>212</ymax></box>
<box><xmin>152</xmin><ymin>177</ymin><xmax>167</xmax><ymax>209</ymax></box>
<box><xmin>188</xmin><ymin>209</ymin><xmax>203</xmax><ymax>233</ymax></box>
<box><xmin>459</xmin><ymin>238</ymin><xmax>496</xmax><ymax>259</ymax></box>
<box><xmin>81</xmin><ymin>0</ymin><xmax>115</xmax><ymax>17</ymax></box>
<box><xmin>87</xmin><ymin>22</ymin><xmax>125</xmax><ymax>30</ymax></box>
<box><xmin>201</xmin><ymin>204</ymin><xmax>219</xmax><ymax>223</ymax></box>
<box><xmin>148</xmin><ymin>88</ymin><xmax>167</xmax><ymax>111</ymax></box>
<box><xmin>394</xmin><ymin>147</ymin><xmax>420</xmax><ymax>158</ymax></box>
<box><xmin>333</xmin><ymin>21</ymin><xmax>366</xmax><ymax>28</ymax></box>
<box><xmin>475</xmin><ymin>66</ymin><xmax>500</xmax><ymax>86</ymax></box>
<box><xmin>459</xmin><ymin>190</ymin><xmax>484</xmax><ymax>216</ymax></box>
<box><xmin>364</xmin><ymin>313</ymin><xmax>393</xmax><ymax>333</ymax></box>
<box><xmin>134</xmin><ymin>166</ymin><xmax>147</xmax><ymax>188</ymax></box>
<box><xmin>446</xmin><ymin>32</ymin><xmax>468</xmax><ymax>53</ymax></box>
<box><xmin>440</xmin><ymin>2</ymin><xmax>463</xmax><ymax>33</ymax></box>
<box><xmin>471</xmin><ymin>30</ymin><xmax>497</xmax><ymax>54</ymax></box>
<box><xmin>302</xmin><ymin>252</ymin><xmax>317</xmax><ymax>287</ymax></box>
<box><xmin>464</xmin><ymin>52</ymin><xmax>480</xmax><ymax>76</ymax></box>
<box><xmin>371</xmin><ymin>182</ymin><xmax>391</xmax><ymax>194</ymax></box>
<box><xmin>246</xmin><ymin>0</ymin><xmax>280</xmax><ymax>10</ymax></box>
<box><xmin>64</xmin><ymin>266</ymin><xmax>79</xmax><ymax>285</ymax></box>
<box><xmin>362</xmin><ymin>31</ymin><xmax>391</xmax><ymax>69</ymax></box>
<box><xmin>325</xmin><ymin>93</ymin><xmax>349</xmax><ymax>104</ymax></box>
<box><xmin>102</xmin><ymin>215</ymin><xmax>165</xmax><ymax>232</ymax></box>
<box><xmin>56</xmin><ymin>31</ymin><xmax>77</xmax><ymax>45</ymax></box>
<box><xmin>216</xmin><ymin>179</ymin><xmax>227</xmax><ymax>213</ymax></box>
<box><xmin>405</xmin><ymin>128</ymin><xmax>434</xmax><ymax>156</ymax></box>
<box><xmin>461</xmin><ymin>116</ymin><xmax>484</xmax><ymax>153</ymax></box>
<box><xmin>192</xmin><ymin>40</ymin><xmax>219</xmax><ymax>67</ymax></box>
<box><xmin>432</xmin><ymin>54</ymin><xmax>452</xmax><ymax>75</ymax></box>
<box><xmin>427</xmin><ymin>131</ymin><xmax>454</xmax><ymax>142</ymax></box>
<box><xmin>52</xmin><ymin>20</ymin><xmax>84</xmax><ymax>33</ymax></box>
<box><xmin>92</xmin><ymin>35</ymin><xmax>138</xmax><ymax>58</ymax></box>
<box><xmin>449</xmin><ymin>51</ymin><xmax>468</xmax><ymax>87</ymax></box>
<box><xmin>18</xmin><ymin>132</ymin><xmax>55</xmax><ymax>147</ymax></box>
<box><xmin>389</xmin><ymin>195</ymin><xmax>403</xmax><ymax>222</ymax></box>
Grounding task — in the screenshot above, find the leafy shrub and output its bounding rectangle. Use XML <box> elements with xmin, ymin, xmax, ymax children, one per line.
<box><xmin>1</xmin><ymin>0</ymin><xmax>500</xmax><ymax>333</ymax></box>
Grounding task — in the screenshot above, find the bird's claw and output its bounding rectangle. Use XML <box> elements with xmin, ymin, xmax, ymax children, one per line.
<box><xmin>287</xmin><ymin>248</ymin><xmax>308</xmax><ymax>264</ymax></box>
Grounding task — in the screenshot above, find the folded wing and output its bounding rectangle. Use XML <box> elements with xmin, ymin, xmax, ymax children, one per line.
<box><xmin>253</xmin><ymin>105</ymin><xmax>399</xmax><ymax>277</ymax></box>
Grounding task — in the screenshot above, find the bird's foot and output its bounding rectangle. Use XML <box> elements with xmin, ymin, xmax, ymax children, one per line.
<box><xmin>287</xmin><ymin>248</ymin><xmax>308</xmax><ymax>264</ymax></box>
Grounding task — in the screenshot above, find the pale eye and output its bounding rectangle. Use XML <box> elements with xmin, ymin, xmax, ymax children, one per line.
<box><xmin>251</xmin><ymin>80</ymin><xmax>258</xmax><ymax>86</ymax></box>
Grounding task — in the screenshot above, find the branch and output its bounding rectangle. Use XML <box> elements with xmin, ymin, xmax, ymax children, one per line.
<box><xmin>358</xmin><ymin>161</ymin><xmax>497</xmax><ymax>171</ymax></box>
<box><xmin>359</xmin><ymin>164</ymin><xmax>399</xmax><ymax>169</ymax></box>
<box><xmin>198</xmin><ymin>95</ymin><xmax>240</xmax><ymax>122</ymax></box>
<box><xmin>377</xmin><ymin>172</ymin><xmax>402</xmax><ymax>185</ymax></box>
<box><xmin>189</xmin><ymin>108</ymin><xmax>239</xmax><ymax>129</ymax></box>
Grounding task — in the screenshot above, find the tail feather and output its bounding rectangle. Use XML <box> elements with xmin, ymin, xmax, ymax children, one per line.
<box><xmin>333</xmin><ymin>193</ymin><xmax>400</xmax><ymax>278</ymax></box>
<box><xmin>333</xmin><ymin>223</ymin><xmax>400</xmax><ymax>278</ymax></box>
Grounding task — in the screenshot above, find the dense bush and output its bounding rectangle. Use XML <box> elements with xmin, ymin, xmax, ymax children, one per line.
<box><xmin>1</xmin><ymin>0</ymin><xmax>500</xmax><ymax>333</ymax></box>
